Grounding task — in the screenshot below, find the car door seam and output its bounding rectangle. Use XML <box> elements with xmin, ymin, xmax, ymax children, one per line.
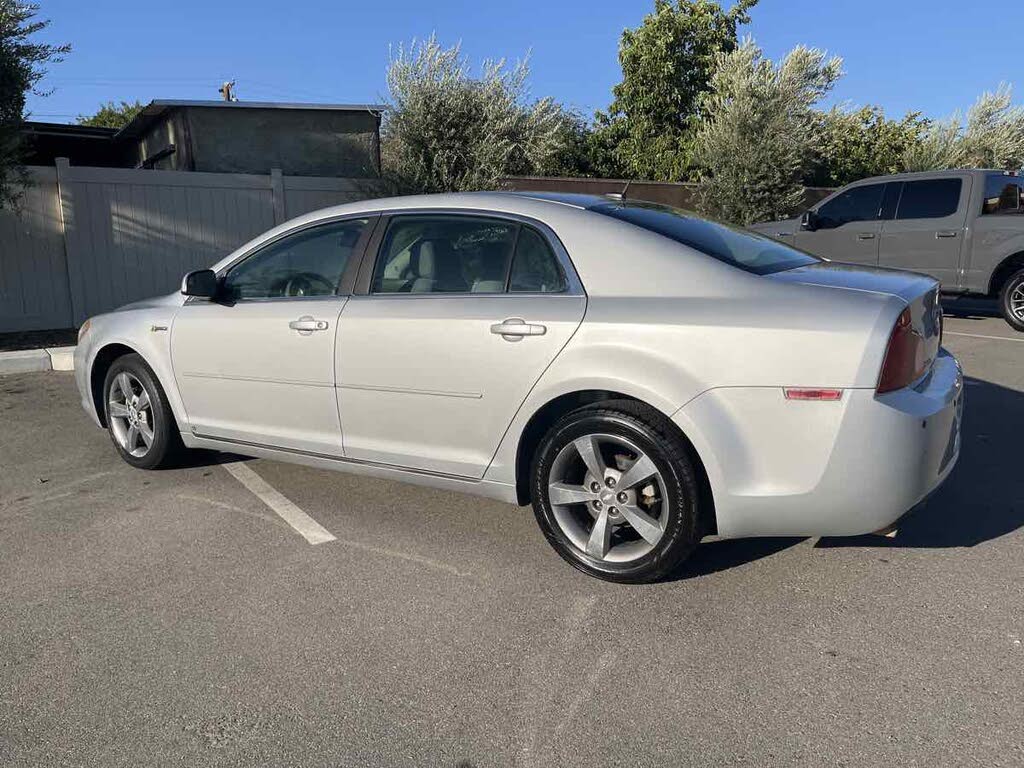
<box><xmin>481</xmin><ymin>294</ymin><xmax>589</xmax><ymax>476</ymax></box>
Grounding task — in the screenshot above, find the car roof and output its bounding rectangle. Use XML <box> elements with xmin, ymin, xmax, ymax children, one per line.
<box><xmin>346</xmin><ymin>190</ymin><xmax>617</xmax><ymax>212</ymax></box>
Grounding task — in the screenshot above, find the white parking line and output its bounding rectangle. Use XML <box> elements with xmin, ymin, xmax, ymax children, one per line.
<box><xmin>946</xmin><ymin>331</ymin><xmax>1024</xmax><ymax>343</ymax></box>
<box><xmin>221</xmin><ymin>461</ymin><xmax>337</xmax><ymax>545</ymax></box>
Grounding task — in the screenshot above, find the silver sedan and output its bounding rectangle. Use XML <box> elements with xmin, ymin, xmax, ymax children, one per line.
<box><xmin>74</xmin><ymin>193</ymin><xmax>963</xmax><ymax>582</ymax></box>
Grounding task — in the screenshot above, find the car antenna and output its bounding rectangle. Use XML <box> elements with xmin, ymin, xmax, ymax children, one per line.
<box><xmin>606</xmin><ymin>179</ymin><xmax>631</xmax><ymax>202</ymax></box>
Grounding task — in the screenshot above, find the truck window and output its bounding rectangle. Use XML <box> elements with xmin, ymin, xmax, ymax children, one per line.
<box><xmin>982</xmin><ymin>174</ymin><xmax>1023</xmax><ymax>215</ymax></box>
<box><xmin>815</xmin><ymin>183</ymin><xmax>884</xmax><ymax>229</ymax></box>
<box><xmin>896</xmin><ymin>179</ymin><xmax>962</xmax><ymax>219</ymax></box>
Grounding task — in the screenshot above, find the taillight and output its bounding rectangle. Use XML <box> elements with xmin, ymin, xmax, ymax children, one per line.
<box><xmin>877</xmin><ymin>308</ymin><xmax>927</xmax><ymax>393</ymax></box>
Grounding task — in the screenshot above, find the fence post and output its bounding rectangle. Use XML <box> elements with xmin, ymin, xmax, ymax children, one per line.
<box><xmin>54</xmin><ymin>157</ymin><xmax>83</xmax><ymax>326</ymax></box>
<box><xmin>270</xmin><ymin>168</ymin><xmax>286</xmax><ymax>225</ymax></box>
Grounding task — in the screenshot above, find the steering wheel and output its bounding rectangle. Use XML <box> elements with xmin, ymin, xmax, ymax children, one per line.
<box><xmin>282</xmin><ymin>272</ymin><xmax>335</xmax><ymax>297</ymax></box>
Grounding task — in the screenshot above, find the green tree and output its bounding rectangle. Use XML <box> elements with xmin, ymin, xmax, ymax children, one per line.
<box><xmin>806</xmin><ymin>106</ymin><xmax>929</xmax><ymax>187</ymax></box>
<box><xmin>693</xmin><ymin>40</ymin><xmax>842</xmax><ymax>225</ymax></box>
<box><xmin>0</xmin><ymin>1</ymin><xmax>69</xmax><ymax>209</ymax></box>
<box><xmin>381</xmin><ymin>36</ymin><xmax>568</xmax><ymax>194</ymax></box>
<box><xmin>76</xmin><ymin>100</ymin><xmax>144</xmax><ymax>129</ymax></box>
<box><xmin>597</xmin><ymin>0</ymin><xmax>757</xmax><ymax>181</ymax></box>
<box><xmin>904</xmin><ymin>83</ymin><xmax>1024</xmax><ymax>172</ymax></box>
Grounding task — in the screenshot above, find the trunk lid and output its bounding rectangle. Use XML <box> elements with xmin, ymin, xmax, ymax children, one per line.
<box><xmin>768</xmin><ymin>262</ymin><xmax>943</xmax><ymax>380</ymax></box>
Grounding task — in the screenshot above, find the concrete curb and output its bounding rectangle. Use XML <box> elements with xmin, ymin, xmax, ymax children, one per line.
<box><xmin>0</xmin><ymin>346</ymin><xmax>76</xmax><ymax>376</ymax></box>
<box><xmin>47</xmin><ymin>346</ymin><xmax>76</xmax><ymax>371</ymax></box>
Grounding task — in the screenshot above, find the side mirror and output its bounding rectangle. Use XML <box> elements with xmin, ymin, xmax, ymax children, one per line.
<box><xmin>181</xmin><ymin>269</ymin><xmax>219</xmax><ymax>298</ymax></box>
<box><xmin>800</xmin><ymin>210</ymin><xmax>818</xmax><ymax>232</ymax></box>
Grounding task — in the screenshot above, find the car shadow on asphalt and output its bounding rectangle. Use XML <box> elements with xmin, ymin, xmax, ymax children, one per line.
<box><xmin>940</xmin><ymin>296</ymin><xmax>1001</xmax><ymax>320</ymax></box>
<box><xmin>166</xmin><ymin>449</ymin><xmax>252</xmax><ymax>470</ymax></box>
<box><xmin>667</xmin><ymin>536</ymin><xmax>807</xmax><ymax>581</ymax></box>
<box><xmin>817</xmin><ymin>376</ymin><xmax>1023</xmax><ymax>550</ymax></box>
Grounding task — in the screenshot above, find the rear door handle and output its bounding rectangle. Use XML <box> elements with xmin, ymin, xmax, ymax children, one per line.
<box><xmin>936</xmin><ymin>230</ymin><xmax>959</xmax><ymax>239</ymax></box>
<box><xmin>289</xmin><ymin>316</ymin><xmax>329</xmax><ymax>335</ymax></box>
<box><xmin>857</xmin><ymin>232</ymin><xmax>876</xmax><ymax>240</ymax></box>
<box><xmin>491</xmin><ymin>317</ymin><xmax>547</xmax><ymax>341</ymax></box>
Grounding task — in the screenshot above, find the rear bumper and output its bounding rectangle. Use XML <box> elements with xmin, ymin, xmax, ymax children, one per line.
<box><xmin>674</xmin><ymin>350</ymin><xmax>963</xmax><ymax>538</ymax></box>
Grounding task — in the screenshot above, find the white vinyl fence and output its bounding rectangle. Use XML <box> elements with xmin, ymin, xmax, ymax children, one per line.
<box><xmin>0</xmin><ymin>160</ymin><xmax>375</xmax><ymax>332</ymax></box>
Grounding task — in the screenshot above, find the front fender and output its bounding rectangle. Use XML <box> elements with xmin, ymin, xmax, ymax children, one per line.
<box><xmin>77</xmin><ymin>306</ymin><xmax>188</xmax><ymax>432</ymax></box>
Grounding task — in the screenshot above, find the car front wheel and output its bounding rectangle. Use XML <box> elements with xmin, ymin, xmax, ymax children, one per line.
<box><xmin>1000</xmin><ymin>267</ymin><xmax>1024</xmax><ymax>332</ymax></box>
<box><xmin>530</xmin><ymin>400</ymin><xmax>703</xmax><ymax>583</ymax></box>
<box><xmin>103</xmin><ymin>353</ymin><xmax>183</xmax><ymax>470</ymax></box>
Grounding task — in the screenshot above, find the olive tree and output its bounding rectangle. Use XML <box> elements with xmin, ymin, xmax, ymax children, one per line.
<box><xmin>692</xmin><ymin>40</ymin><xmax>842</xmax><ymax>224</ymax></box>
<box><xmin>903</xmin><ymin>84</ymin><xmax>1024</xmax><ymax>172</ymax></box>
<box><xmin>381</xmin><ymin>37</ymin><xmax>568</xmax><ymax>194</ymax></box>
<box><xmin>0</xmin><ymin>1</ymin><xmax>69</xmax><ymax>209</ymax></box>
<box><xmin>807</xmin><ymin>106</ymin><xmax>929</xmax><ymax>188</ymax></box>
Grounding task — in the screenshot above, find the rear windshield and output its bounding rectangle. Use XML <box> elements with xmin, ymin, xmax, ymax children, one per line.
<box><xmin>591</xmin><ymin>200</ymin><xmax>820</xmax><ymax>276</ymax></box>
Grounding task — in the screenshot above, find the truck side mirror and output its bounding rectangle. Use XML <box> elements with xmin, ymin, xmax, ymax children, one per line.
<box><xmin>800</xmin><ymin>210</ymin><xmax>818</xmax><ymax>232</ymax></box>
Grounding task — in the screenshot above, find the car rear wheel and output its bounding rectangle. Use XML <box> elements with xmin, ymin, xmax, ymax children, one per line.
<box><xmin>999</xmin><ymin>268</ymin><xmax>1024</xmax><ymax>332</ymax></box>
<box><xmin>103</xmin><ymin>354</ymin><xmax>183</xmax><ymax>470</ymax></box>
<box><xmin>530</xmin><ymin>400</ymin><xmax>703</xmax><ymax>583</ymax></box>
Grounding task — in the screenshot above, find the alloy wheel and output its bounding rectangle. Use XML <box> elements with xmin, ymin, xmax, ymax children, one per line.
<box><xmin>547</xmin><ymin>433</ymin><xmax>667</xmax><ymax>563</ymax></box>
<box><xmin>108</xmin><ymin>372</ymin><xmax>155</xmax><ymax>458</ymax></box>
<box><xmin>1010</xmin><ymin>282</ymin><xmax>1024</xmax><ymax>322</ymax></box>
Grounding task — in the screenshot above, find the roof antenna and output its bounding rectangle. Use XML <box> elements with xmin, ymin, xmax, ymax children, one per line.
<box><xmin>607</xmin><ymin>179</ymin><xmax>632</xmax><ymax>202</ymax></box>
<box><xmin>218</xmin><ymin>80</ymin><xmax>238</xmax><ymax>102</ymax></box>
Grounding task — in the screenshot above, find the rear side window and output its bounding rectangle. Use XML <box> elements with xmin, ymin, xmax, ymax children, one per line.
<box><xmin>372</xmin><ymin>216</ymin><xmax>518</xmax><ymax>294</ymax></box>
<box><xmin>815</xmin><ymin>183</ymin><xmax>885</xmax><ymax>229</ymax></box>
<box><xmin>982</xmin><ymin>174</ymin><xmax>1023</xmax><ymax>215</ymax></box>
<box><xmin>591</xmin><ymin>201</ymin><xmax>819</xmax><ymax>276</ymax></box>
<box><xmin>509</xmin><ymin>227</ymin><xmax>566</xmax><ymax>293</ymax></box>
<box><xmin>896</xmin><ymin>179</ymin><xmax>962</xmax><ymax>219</ymax></box>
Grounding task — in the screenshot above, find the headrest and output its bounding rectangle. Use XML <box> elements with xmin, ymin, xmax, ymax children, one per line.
<box><xmin>414</xmin><ymin>241</ymin><xmax>436</xmax><ymax>278</ymax></box>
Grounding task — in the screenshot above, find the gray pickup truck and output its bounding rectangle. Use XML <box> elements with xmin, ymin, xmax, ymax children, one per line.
<box><xmin>749</xmin><ymin>169</ymin><xmax>1024</xmax><ymax>330</ymax></box>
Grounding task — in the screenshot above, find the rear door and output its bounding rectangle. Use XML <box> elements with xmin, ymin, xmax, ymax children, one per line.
<box><xmin>795</xmin><ymin>181</ymin><xmax>886</xmax><ymax>264</ymax></box>
<box><xmin>335</xmin><ymin>212</ymin><xmax>586</xmax><ymax>478</ymax></box>
<box><xmin>878</xmin><ymin>175</ymin><xmax>971</xmax><ymax>288</ymax></box>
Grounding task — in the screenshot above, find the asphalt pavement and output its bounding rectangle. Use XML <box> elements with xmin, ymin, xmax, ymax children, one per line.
<box><xmin>1</xmin><ymin>313</ymin><xmax>1022</xmax><ymax>767</ymax></box>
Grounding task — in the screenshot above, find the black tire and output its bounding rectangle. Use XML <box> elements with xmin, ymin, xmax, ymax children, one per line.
<box><xmin>102</xmin><ymin>353</ymin><xmax>184</xmax><ymax>470</ymax></box>
<box><xmin>999</xmin><ymin>268</ymin><xmax>1024</xmax><ymax>332</ymax></box>
<box><xmin>530</xmin><ymin>400</ymin><xmax>703</xmax><ymax>583</ymax></box>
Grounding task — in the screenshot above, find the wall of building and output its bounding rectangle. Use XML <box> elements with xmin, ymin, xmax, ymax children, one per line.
<box><xmin>179</xmin><ymin>107</ymin><xmax>380</xmax><ymax>178</ymax></box>
<box><xmin>125</xmin><ymin>110</ymin><xmax>193</xmax><ymax>171</ymax></box>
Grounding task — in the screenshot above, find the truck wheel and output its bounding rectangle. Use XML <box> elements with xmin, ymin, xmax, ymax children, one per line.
<box><xmin>999</xmin><ymin>268</ymin><xmax>1024</xmax><ymax>332</ymax></box>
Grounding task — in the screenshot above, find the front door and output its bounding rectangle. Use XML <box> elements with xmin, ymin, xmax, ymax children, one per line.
<box><xmin>336</xmin><ymin>214</ymin><xmax>586</xmax><ymax>478</ymax></box>
<box><xmin>878</xmin><ymin>175</ymin><xmax>971</xmax><ymax>289</ymax></box>
<box><xmin>795</xmin><ymin>181</ymin><xmax>886</xmax><ymax>265</ymax></box>
<box><xmin>171</xmin><ymin>216</ymin><xmax>374</xmax><ymax>455</ymax></box>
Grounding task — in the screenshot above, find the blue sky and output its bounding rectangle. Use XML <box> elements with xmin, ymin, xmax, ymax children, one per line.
<box><xmin>26</xmin><ymin>0</ymin><xmax>1023</xmax><ymax>124</ymax></box>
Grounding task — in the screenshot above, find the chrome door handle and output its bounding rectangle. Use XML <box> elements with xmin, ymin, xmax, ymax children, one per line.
<box><xmin>491</xmin><ymin>317</ymin><xmax>547</xmax><ymax>341</ymax></box>
<box><xmin>936</xmin><ymin>230</ymin><xmax>959</xmax><ymax>239</ymax></box>
<box><xmin>857</xmin><ymin>233</ymin><xmax>876</xmax><ymax>240</ymax></box>
<box><xmin>289</xmin><ymin>316</ymin><xmax>329</xmax><ymax>335</ymax></box>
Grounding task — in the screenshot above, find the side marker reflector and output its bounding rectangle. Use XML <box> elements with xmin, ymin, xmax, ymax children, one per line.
<box><xmin>784</xmin><ymin>388</ymin><xmax>843</xmax><ymax>401</ymax></box>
